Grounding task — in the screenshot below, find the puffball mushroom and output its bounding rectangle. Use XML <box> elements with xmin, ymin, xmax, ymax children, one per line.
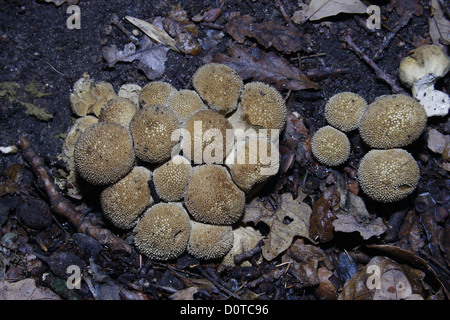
<box><xmin>167</xmin><ymin>89</ymin><xmax>206</xmax><ymax>121</ymax></box>
<box><xmin>153</xmin><ymin>155</ymin><xmax>192</xmax><ymax>202</ymax></box>
<box><xmin>98</xmin><ymin>97</ymin><xmax>137</xmax><ymax>128</ymax></box>
<box><xmin>240</xmin><ymin>82</ymin><xmax>287</xmax><ymax>131</ymax></box>
<box><xmin>101</xmin><ymin>166</ymin><xmax>153</xmax><ymax>229</ymax></box>
<box><xmin>139</xmin><ymin>81</ymin><xmax>177</xmax><ymax>107</ymax></box>
<box><xmin>130</xmin><ymin>105</ymin><xmax>180</xmax><ymax>164</ymax></box>
<box><xmin>134</xmin><ymin>203</ymin><xmax>191</xmax><ymax>261</ymax></box>
<box><xmin>311</xmin><ymin>125</ymin><xmax>350</xmax><ymax>166</ymax></box>
<box><xmin>358</xmin><ymin>149</ymin><xmax>419</xmax><ymax>203</ymax></box>
<box><xmin>358</xmin><ymin>94</ymin><xmax>427</xmax><ymax>149</ymax></box>
<box><xmin>74</xmin><ymin>122</ymin><xmax>135</xmax><ymax>185</ymax></box>
<box><xmin>184</xmin><ymin>164</ymin><xmax>245</xmax><ymax>225</ymax></box>
<box><xmin>324</xmin><ymin>92</ymin><xmax>367</xmax><ymax>132</ymax></box>
<box><xmin>399</xmin><ymin>45</ymin><xmax>450</xmax><ymax>117</ymax></box>
<box><xmin>187</xmin><ymin>221</ymin><xmax>234</xmax><ymax>260</ymax></box>
<box><xmin>192</xmin><ymin>63</ymin><xmax>243</xmax><ymax>115</ymax></box>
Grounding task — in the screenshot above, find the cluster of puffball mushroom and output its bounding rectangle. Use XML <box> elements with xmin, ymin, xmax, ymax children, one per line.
<box><xmin>65</xmin><ymin>63</ymin><xmax>287</xmax><ymax>263</ymax></box>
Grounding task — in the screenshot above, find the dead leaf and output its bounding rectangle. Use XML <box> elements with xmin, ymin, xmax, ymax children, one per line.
<box><xmin>282</xmin><ymin>111</ymin><xmax>313</xmax><ymax>168</ymax></box>
<box><xmin>387</xmin><ymin>0</ymin><xmax>423</xmax><ymax>16</ymax></box>
<box><xmin>102</xmin><ymin>36</ymin><xmax>169</xmax><ymax>80</ymax></box>
<box><xmin>262</xmin><ymin>191</ymin><xmax>312</xmax><ymax>261</ymax></box>
<box><xmin>427</xmin><ymin>129</ymin><xmax>448</xmax><ymax>154</ymax></box>
<box><xmin>214</xmin><ymin>46</ymin><xmax>319</xmax><ymax>91</ymax></box>
<box><xmin>39</xmin><ymin>0</ymin><xmax>79</xmax><ymax>6</ymax></box>
<box><xmin>169</xmin><ymin>287</ymin><xmax>198</xmax><ymax>300</ymax></box>
<box><xmin>429</xmin><ymin>0</ymin><xmax>450</xmax><ymax>47</ymax></box>
<box><xmin>162</xmin><ymin>18</ymin><xmax>202</xmax><ymax>55</ymax></box>
<box><xmin>332</xmin><ymin>213</ymin><xmax>387</xmax><ymax>240</ymax></box>
<box><xmin>225</xmin><ymin>13</ymin><xmax>308</xmax><ymax>54</ymax></box>
<box><xmin>168</xmin><ymin>4</ymin><xmax>199</xmax><ymax>36</ymax></box>
<box><xmin>0</xmin><ymin>278</ymin><xmax>61</xmax><ymax>300</ymax></box>
<box><xmin>301</xmin><ymin>0</ymin><xmax>368</xmax><ymax>23</ymax></box>
<box><xmin>315</xmin><ymin>267</ymin><xmax>338</xmax><ymax>299</ymax></box>
<box><xmin>309</xmin><ymin>185</ymin><xmax>340</xmax><ymax>243</ymax></box>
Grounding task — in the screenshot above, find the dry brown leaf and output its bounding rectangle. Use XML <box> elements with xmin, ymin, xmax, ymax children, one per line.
<box><xmin>0</xmin><ymin>278</ymin><xmax>61</xmax><ymax>300</ymax></box>
<box><xmin>214</xmin><ymin>46</ymin><xmax>319</xmax><ymax>91</ymax></box>
<box><xmin>262</xmin><ymin>191</ymin><xmax>312</xmax><ymax>261</ymax></box>
<box><xmin>332</xmin><ymin>213</ymin><xmax>387</xmax><ymax>240</ymax></box>
<box><xmin>309</xmin><ymin>185</ymin><xmax>340</xmax><ymax>243</ymax></box>
<box><xmin>169</xmin><ymin>287</ymin><xmax>198</xmax><ymax>300</ymax></box>
<box><xmin>300</xmin><ymin>0</ymin><xmax>367</xmax><ymax>23</ymax></box>
<box><xmin>429</xmin><ymin>0</ymin><xmax>450</xmax><ymax>46</ymax></box>
<box><xmin>162</xmin><ymin>18</ymin><xmax>202</xmax><ymax>55</ymax></box>
<box><xmin>225</xmin><ymin>13</ymin><xmax>308</xmax><ymax>54</ymax></box>
<box><xmin>387</xmin><ymin>0</ymin><xmax>423</xmax><ymax>16</ymax></box>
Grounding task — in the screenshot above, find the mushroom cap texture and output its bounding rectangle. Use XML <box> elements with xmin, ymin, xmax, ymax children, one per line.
<box><xmin>182</xmin><ymin>109</ymin><xmax>233</xmax><ymax>163</ymax></box>
<box><xmin>324</xmin><ymin>92</ymin><xmax>367</xmax><ymax>132</ymax></box>
<box><xmin>358</xmin><ymin>149</ymin><xmax>419</xmax><ymax>203</ymax></box>
<box><xmin>311</xmin><ymin>125</ymin><xmax>350</xmax><ymax>166</ymax></box>
<box><xmin>74</xmin><ymin>122</ymin><xmax>135</xmax><ymax>185</ymax></box>
<box><xmin>90</xmin><ymin>81</ymin><xmax>117</xmax><ymax>116</ymax></box>
<box><xmin>130</xmin><ymin>105</ymin><xmax>181</xmax><ymax>163</ymax></box>
<box><xmin>399</xmin><ymin>45</ymin><xmax>450</xmax><ymax>86</ymax></box>
<box><xmin>187</xmin><ymin>221</ymin><xmax>234</xmax><ymax>260</ymax></box>
<box><xmin>134</xmin><ymin>203</ymin><xmax>191</xmax><ymax>260</ymax></box>
<box><xmin>167</xmin><ymin>89</ymin><xmax>205</xmax><ymax>121</ymax></box>
<box><xmin>101</xmin><ymin>166</ymin><xmax>153</xmax><ymax>229</ymax></box>
<box><xmin>153</xmin><ymin>155</ymin><xmax>192</xmax><ymax>202</ymax></box>
<box><xmin>359</xmin><ymin>94</ymin><xmax>427</xmax><ymax>149</ymax></box>
<box><xmin>98</xmin><ymin>97</ymin><xmax>137</xmax><ymax>127</ymax></box>
<box><xmin>184</xmin><ymin>165</ymin><xmax>245</xmax><ymax>225</ymax></box>
<box><xmin>192</xmin><ymin>63</ymin><xmax>243</xmax><ymax>115</ymax></box>
<box><xmin>139</xmin><ymin>81</ymin><xmax>177</xmax><ymax>107</ymax></box>
<box><xmin>240</xmin><ymin>82</ymin><xmax>287</xmax><ymax>131</ymax></box>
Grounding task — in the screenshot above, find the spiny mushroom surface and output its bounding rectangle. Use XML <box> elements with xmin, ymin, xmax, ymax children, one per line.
<box><xmin>358</xmin><ymin>149</ymin><xmax>419</xmax><ymax>203</ymax></box>
<box><xmin>167</xmin><ymin>89</ymin><xmax>205</xmax><ymax>121</ymax></box>
<box><xmin>187</xmin><ymin>221</ymin><xmax>234</xmax><ymax>260</ymax></box>
<box><xmin>240</xmin><ymin>82</ymin><xmax>287</xmax><ymax>131</ymax></box>
<box><xmin>101</xmin><ymin>166</ymin><xmax>153</xmax><ymax>229</ymax></box>
<box><xmin>134</xmin><ymin>203</ymin><xmax>191</xmax><ymax>260</ymax></box>
<box><xmin>192</xmin><ymin>63</ymin><xmax>243</xmax><ymax>115</ymax></box>
<box><xmin>74</xmin><ymin>122</ymin><xmax>135</xmax><ymax>185</ymax></box>
<box><xmin>139</xmin><ymin>81</ymin><xmax>177</xmax><ymax>107</ymax></box>
<box><xmin>130</xmin><ymin>105</ymin><xmax>180</xmax><ymax>164</ymax></box>
<box><xmin>324</xmin><ymin>92</ymin><xmax>367</xmax><ymax>132</ymax></box>
<box><xmin>311</xmin><ymin>125</ymin><xmax>350</xmax><ymax>166</ymax></box>
<box><xmin>359</xmin><ymin>94</ymin><xmax>427</xmax><ymax>149</ymax></box>
<box><xmin>98</xmin><ymin>97</ymin><xmax>137</xmax><ymax>128</ymax></box>
<box><xmin>153</xmin><ymin>155</ymin><xmax>192</xmax><ymax>202</ymax></box>
<box><xmin>184</xmin><ymin>164</ymin><xmax>245</xmax><ymax>225</ymax></box>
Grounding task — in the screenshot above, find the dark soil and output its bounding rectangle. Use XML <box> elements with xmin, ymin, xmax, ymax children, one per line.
<box><xmin>0</xmin><ymin>0</ymin><xmax>449</xmax><ymax>302</ymax></box>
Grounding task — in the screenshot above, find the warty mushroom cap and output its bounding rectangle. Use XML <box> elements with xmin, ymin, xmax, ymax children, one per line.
<box><xmin>153</xmin><ymin>155</ymin><xmax>192</xmax><ymax>202</ymax></box>
<box><xmin>311</xmin><ymin>125</ymin><xmax>350</xmax><ymax>166</ymax></box>
<box><xmin>139</xmin><ymin>81</ymin><xmax>177</xmax><ymax>107</ymax></box>
<box><xmin>324</xmin><ymin>92</ymin><xmax>367</xmax><ymax>132</ymax></box>
<box><xmin>98</xmin><ymin>97</ymin><xmax>137</xmax><ymax>128</ymax></box>
<box><xmin>167</xmin><ymin>89</ymin><xmax>206</xmax><ymax>121</ymax></box>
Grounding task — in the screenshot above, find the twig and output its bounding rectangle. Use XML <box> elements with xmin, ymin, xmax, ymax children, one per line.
<box><xmin>339</xmin><ymin>34</ymin><xmax>406</xmax><ymax>94</ymax></box>
<box><xmin>275</xmin><ymin>0</ymin><xmax>291</xmax><ymax>24</ymax></box>
<box><xmin>195</xmin><ymin>266</ymin><xmax>241</xmax><ymax>299</ymax></box>
<box><xmin>19</xmin><ymin>136</ymin><xmax>133</xmax><ymax>254</ymax></box>
<box><xmin>233</xmin><ymin>239</ymin><xmax>264</xmax><ymax>265</ymax></box>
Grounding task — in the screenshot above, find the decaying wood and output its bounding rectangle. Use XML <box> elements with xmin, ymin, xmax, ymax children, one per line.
<box><xmin>19</xmin><ymin>136</ymin><xmax>133</xmax><ymax>254</ymax></box>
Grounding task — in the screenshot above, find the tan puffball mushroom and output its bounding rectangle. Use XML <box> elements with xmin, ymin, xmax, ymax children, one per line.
<box><xmin>311</xmin><ymin>125</ymin><xmax>350</xmax><ymax>166</ymax></box>
<box><xmin>184</xmin><ymin>165</ymin><xmax>245</xmax><ymax>225</ymax></box>
<box><xmin>182</xmin><ymin>109</ymin><xmax>233</xmax><ymax>164</ymax></box>
<box><xmin>139</xmin><ymin>81</ymin><xmax>176</xmax><ymax>107</ymax></box>
<box><xmin>101</xmin><ymin>166</ymin><xmax>153</xmax><ymax>229</ymax></box>
<box><xmin>192</xmin><ymin>63</ymin><xmax>243</xmax><ymax>115</ymax></box>
<box><xmin>130</xmin><ymin>105</ymin><xmax>181</xmax><ymax>164</ymax></box>
<box><xmin>187</xmin><ymin>221</ymin><xmax>234</xmax><ymax>260</ymax></box>
<box><xmin>226</xmin><ymin>137</ymin><xmax>279</xmax><ymax>193</ymax></box>
<box><xmin>221</xmin><ymin>226</ymin><xmax>263</xmax><ymax>266</ymax></box>
<box><xmin>240</xmin><ymin>81</ymin><xmax>287</xmax><ymax>131</ymax></box>
<box><xmin>118</xmin><ymin>83</ymin><xmax>142</xmax><ymax>106</ymax></box>
<box><xmin>359</xmin><ymin>94</ymin><xmax>427</xmax><ymax>149</ymax></box>
<box><xmin>153</xmin><ymin>155</ymin><xmax>192</xmax><ymax>202</ymax></box>
<box><xmin>167</xmin><ymin>89</ymin><xmax>206</xmax><ymax>121</ymax></box>
<box><xmin>90</xmin><ymin>81</ymin><xmax>117</xmax><ymax>116</ymax></box>
<box><xmin>324</xmin><ymin>92</ymin><xmax>367</xmax><ymax>132</ymax></box>
<box><xmin>134</xmin><ymin>203</ymin><xmax>191</xmax><ymax>260</ymax></box>
<box><xmin>70</xmin><ymin>74</ymin><xmax>97</xmax><ymax>117</ymax></box>
<box><xmin>358</xmin><ymin>149</ymin><xmax>419</xmax><ymax>203</ymax></box>
<box><xmin>74</xmin><ymin>122</ymin><xmax>135</xmax><ymax>185</ymax></box>
<box><xmin>98</xmin><ymin>97</ymin><xmax>137</xmax><ymax>128</ymax></box>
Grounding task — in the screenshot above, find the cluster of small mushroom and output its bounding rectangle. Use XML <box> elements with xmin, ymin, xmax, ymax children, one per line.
<box><xmin>66</xmin><ymin>63</ymin><xmax>287</xmax><ymax>262</ymax></box>
<box><xmin>311</xmin><ymin>92</ymin><xmax>427</xmax><ymax>203</ymax></box>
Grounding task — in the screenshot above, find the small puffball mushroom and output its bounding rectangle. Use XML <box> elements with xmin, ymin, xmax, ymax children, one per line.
<box><xmin>184</xmin><ymin>165</ymin><xmax>245</xmax><ymax>225</ymax></box>
<box><xmin>182</xmin><ymin>109</ymin><xmax>233</xmax><ymax>164</ymax></box>
<box><xmin>101</xmin><ymin>166</ymin><xmax>153</xmax><ymax>229</ymax></box>
<box><xmin>98</xmin><ymin>97</ymin><xmax>137</xmax><ymax>127</ymax></box>
<box><xmin>311</xmin><ymin>126</ymin><xmax>350</xmax><ymax>166</ymax></box>
<box><xmin>399</xmin><ymin>45</ymin><xmax>450</xmax><ymax>117</ymax></box>
<box><xmin>358</xmin><ymin>149</ymin><xmax>419</xmax><ymax>203</ymax></box>
<box><xmin>240</xmin><ymin>82</ymin><xmax>287</xmax><ymax>131</ymax></box>
<box><xmin>70</xmin><ymin>74</ymin><xmax>96</xmax><ymax>117</ymax></box>
<box><xmin>167</xmin><ymin>89</ymin><xmax>206</xmax><ymax>121</ymax></box>
<box><xmin>118</xmin><ymin>83</ymin><xmax>142</xmax><ymax>106</ymax></box>
<box><xmin>187</xmin><ymin>221</ymin><xmax>234</xmax><ymax>260</ymax></box>
<box><xmin>192</xmin><ymin>63</ymin><xmax>243</xmax><ymax>115</ymax></box>
<box><xmin>134</xmin><ymin>203</ymin><xmax>191</xmax><ymax>260</ymax></box>
<box><xmin>359</xmin><ymin>94</ymin><xmax>427</xmax><ymax>149</ymax></box>
<box><xmin>74</xmin><ymin>122</ymin><xmax>135</xmax><ymax>185</ymax></box>
<box><xmin>90</xmin><ymin>81</ymin><xmax>117</xmax><ymax>116</ymax></box>
<box><xmin>139</xmin><ymin>81</ymin><xmax>177</xmax><ymax>107</ymax></box>
<box><xmin>130</xmin><ymin>105</ymin><xmax>181</xmax><ymax>164</ymax></box>
<box><xmin>324</xmin><ymin>92</ymin><xmax>367</xmax><ymax>132</ymax></box>
<box><xmin>153</xmin><ymin>155</ymin><xmax>192</xmax><ymax>202</ymax></box>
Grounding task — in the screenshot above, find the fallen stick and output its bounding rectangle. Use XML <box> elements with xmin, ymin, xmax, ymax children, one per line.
<box><xmin>19</xmin><ymin>136</ymin><xmax>133</xmax><ymax>254</ymax></box>
<box><xmin>339</xmin><ymin>34</ymin><xmax>406</xmax><ymax>94</ymax></box>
